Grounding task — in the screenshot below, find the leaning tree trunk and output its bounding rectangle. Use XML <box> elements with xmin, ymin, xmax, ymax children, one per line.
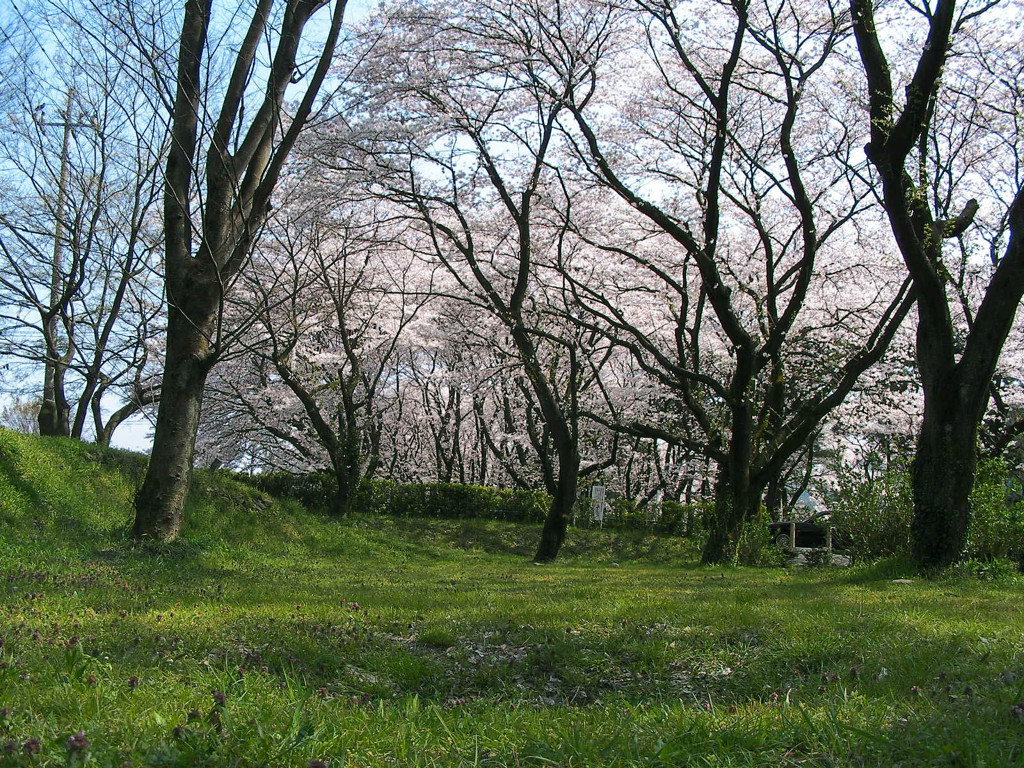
<box><xmin>132</xmin><ymin>297</ymin><xmax>215</xmax><ymax>541</ymax></box>
<box><xmin>910</xmin><ymin>387</ymin><xmax>980</xmax><ymax>569</ymax></box>
<box><xmin>533</xmin><ymin>445</ymin><xmax>580</xmax><ymax>563</ymax></box>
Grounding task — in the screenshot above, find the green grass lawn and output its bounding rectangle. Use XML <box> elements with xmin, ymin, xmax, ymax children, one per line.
<box><xmin>1</xmin><ymin>430</ymin><xmax>1023</xmax><ymax>766</ymax></box>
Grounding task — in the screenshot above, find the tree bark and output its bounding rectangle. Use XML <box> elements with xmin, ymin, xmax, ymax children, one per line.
<box><xmin>332</xmin><ymin>424</ymin><xmax>362</xmax><ymax>517</ymax></box>
<box><xmin>38</xmin><ymin>331</ymin><xmax>71</xmax><ymax>437</ymax></box>
<box><xmin>533</xmin><ymin>445</ymin><xmax>579</xmax><ymax>562</ymax></box>
<box><xmin>910</xmin><ymin>392</ymin><xmax>978</xmax><ymax>569</ymax></box>
<box><xmin>701</xmin><ymin>458</ymin><xmax>759</xmax><ymax>565</ymax></box>
<box><xmin>130</xmin><ymin>0</ymin><xmax>345</xmax><ymax>541</ymax></box>
<box><xmin>132</xmin><ymin>296</ymin><xmax>215</xmax><ymax>540</ymax></box>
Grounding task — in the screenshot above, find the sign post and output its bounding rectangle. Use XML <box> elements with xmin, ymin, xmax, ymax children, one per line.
<box><xmin>590</xmin><ymin>485</ymin><xmax>606</xmax><ymax>527</ymax></box>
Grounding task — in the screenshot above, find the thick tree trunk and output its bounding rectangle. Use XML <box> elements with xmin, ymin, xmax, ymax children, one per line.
<box><xmin>702</xmin><ymin>402</ymin><xmax>756</xmax><ymax>564</ymax></box>
<box><xmin>701</xmin><ymin>458</ymin><xmax>760</xmax><ymax>565</ymax></box>
<box><xmin>131</xmin><ymin>310</ymin><xmax>212</xmax><ymax>541</ymax></box>
<box><xmin>910</xmin><ymin>392</ymin><xmax>979</xmax><ymax>569</ymax></box>
<box><xmin>702</xmin><ymin>475</ymin><xmax>742</xmax><ymax>564</ymax></box>
<box><xmin>533</xmin><ymin>438</ymin><xmax>580</xmax><ymax>562</ymax></box>
<box><xmin>332</xmin><ymin>437</ymin><xmax>361</xmax><ymax>517</ymax></box>
<box><xmin>533</xmin><ymin>465</ymin><xmax>578</xmax><ymax>562</ymax></box>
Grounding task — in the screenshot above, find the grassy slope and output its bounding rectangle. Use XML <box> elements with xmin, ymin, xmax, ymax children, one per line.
<box><xmin>1</xmin><ymin>428</ymin><xmax>1023</xmax><ymax>767</ymax></box>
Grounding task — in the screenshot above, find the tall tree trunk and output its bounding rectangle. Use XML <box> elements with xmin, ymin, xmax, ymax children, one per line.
<box><xmin>851</xmin><ymin>0</ymin><xmax>1024</xmax><ymax>571</ymax></box>
<box><xmin>130</xmin><ymin>0</ymin><xmax>346</xmax><ymax>542</ymax></box>
<box><xmin>702</xmin><ymin>397</ymin><xmax>757</xmax><ymax>564</ymax></box>
<box><xmin>910</xmin><ymin>383</ymin><xmax>980</xmax><ymax>569</ymax></box>
<box><xmin>132</xmin><ymin>304</ymin><xmax>214</xmax><ymax>541</ymax></box>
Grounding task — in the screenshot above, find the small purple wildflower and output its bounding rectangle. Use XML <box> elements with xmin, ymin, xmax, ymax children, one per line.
<box><xmin>66</xmin><ymin>731</ymin><xmax>89</xmax><ymax>753</ymax></box>
<box><xmin>127</xmin><ymin>675</ymin><xmax>139</xmax><ymax>689</ymax></box>
<box><xmin>212</xmin><ymin>690</ymin><xmax>226</xmax><ymax>707</ymax></box>
<box><xmin>23</xmin><ymin>737</ymin><xmax>41</xmax><ymax>755</ymax></box>
<box><xmin>308</xmin><ymin>760</ymin><xmax>329</xmax><ymax>768</ymax></box>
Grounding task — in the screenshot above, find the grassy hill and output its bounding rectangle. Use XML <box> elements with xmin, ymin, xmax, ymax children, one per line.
<box><xmin>1</xmin><ymin>429</ymin><xmax>1023</xmax><ymax>766</ymax></box>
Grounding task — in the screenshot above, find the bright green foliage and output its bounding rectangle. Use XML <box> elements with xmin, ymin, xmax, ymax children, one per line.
<box><xmin>2</xmin><ymin>429</ymin><xmax>1024</xmax><ymax>766</ymax></box>
<box><xmin>967</xmin><ymin>459</ymin><xmax>1024</xmax><ymax>563</ymax></box>
<box><xmin>823</xmin><ymin>456</ymin><xmax>1024</xmax><ymax>565</ymax></box>
<box><xmin>824</xmin><ymin>459</ymin><xmax>915</xmax><ymax>562</ymax></box>
<box><xmin>735</xmin><ymin>508</ymin><xmax>789</xmax><ymax>568</ymax></box>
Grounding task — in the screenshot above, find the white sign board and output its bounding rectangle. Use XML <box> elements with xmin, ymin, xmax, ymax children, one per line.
<box><xmin>590</xmin><ymin>485</ymin><xmax>606</xmax><ymax>524</ymax></box>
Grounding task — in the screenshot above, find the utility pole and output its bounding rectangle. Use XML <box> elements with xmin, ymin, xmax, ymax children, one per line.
<box><xmin>35</xmin><ymin>88</ymin><xmax>90</xmax><ymax>437</ymax></box>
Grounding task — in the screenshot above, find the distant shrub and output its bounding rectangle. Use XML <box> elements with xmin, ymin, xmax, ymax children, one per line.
<box><xmin>604</xmin><ymin>497</ymin><xmax>649</xmax><ymax>529</ymax></box>
<box><xmin>384</xmin><ymin>481</ymin><xmax>547</xmax><ymax>523</ymax></box>
<box><xmin>577</xmin><ymin>493</ymin><xmax>712</xmax><ymax>537</ymax></box>
<box><xmin>246</xmin><ymin>472</ymin><xmax>337</xmax><ymax>510</ymax></box>
<box><xmin>244</xmin><ymin>470</ymin><xmax>722</xmax><ymax>539</ymax></box>
<box><xmin>656</xmin><ymin>500</ymin><xmax>691</xmax><ymax>536</ymax></box>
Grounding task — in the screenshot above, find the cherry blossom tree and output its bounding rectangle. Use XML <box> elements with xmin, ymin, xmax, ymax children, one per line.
<box><xmin>562</xmin><ymin>0</ymin><xmax>914</xmax><ymax>563</ymax></box>
<box><xmin>850</xmin><ymin>0</ymin><xmax>1024</xmax><ymax>568</ymax></box>
<box><xmin>232</xmin><ymin>199</ymin><xmax>429</xmax><ymax>514</ymax></box>
<box><xmin>335</xmin><ymin>0</ymin><xmax>620</xmax><ymax>560</ymax></box>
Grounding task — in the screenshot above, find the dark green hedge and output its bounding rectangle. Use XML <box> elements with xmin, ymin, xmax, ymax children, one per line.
<box><xmin>242</xmin><ymin>471</ymin><xmax>709</xmax><ymax>535</ymax></box>
<box><xmin>244</xmin><ymin>473</ymin><xmax>548</xmax><ymax>524</ymax></box>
